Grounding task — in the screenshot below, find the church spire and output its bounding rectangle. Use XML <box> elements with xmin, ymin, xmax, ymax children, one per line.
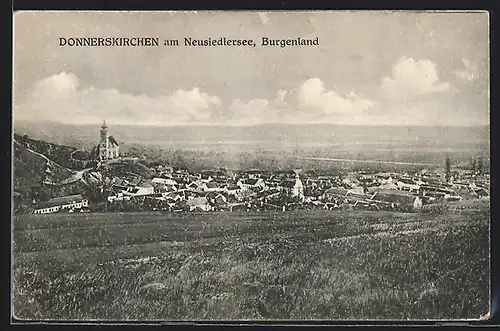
<box><xmin>101</xmin><ymin>120</ymin><xmax>108</xmax><ymax>129</ymax></box>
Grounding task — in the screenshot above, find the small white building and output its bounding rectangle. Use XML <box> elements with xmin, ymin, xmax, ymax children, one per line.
<box><xmin>33</xmin><ymin>194</ymin><xmax>89</xmax><ymax>214</ymax></box>
<box><xmin>151</xmin><ymin>178</ymin><xmax>178</xmax><ymax>186</ymax></box>
<box><xmin>237</xmin><ymin>178</ymin><xmax>266</xmax><ymax>189</ymax></box>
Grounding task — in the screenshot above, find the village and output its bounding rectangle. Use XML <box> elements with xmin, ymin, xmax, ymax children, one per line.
<box><xmin>25</xmin><ymin>122</ymin><xmax>490</xmax><ymax>215</ymax></box>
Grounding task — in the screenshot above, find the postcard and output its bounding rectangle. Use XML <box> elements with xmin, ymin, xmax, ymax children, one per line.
<box><xmin>12</xmin><ymin>10</ymin><xmax>490</xmax><ymax>322</ymax></box>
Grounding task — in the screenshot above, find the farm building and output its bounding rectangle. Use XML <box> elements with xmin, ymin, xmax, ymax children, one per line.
<box><xmin>33</xmin><ymin>194</ymin><xmax>89</xmax><ymax>214</ymax></box>
<box><xmin>185</xmin><ymin>197</ymin><xmax>212</xmax><ymax>211</ymax></box>
<box><xmin>237</xmin><ymin>178</ymin><xmax>266</xmax><ymax>189</ymax></box>
<box><xmin>369</xmin><ymin>189</ymin><xmax>423</xmax><ymax>212</ymax></box>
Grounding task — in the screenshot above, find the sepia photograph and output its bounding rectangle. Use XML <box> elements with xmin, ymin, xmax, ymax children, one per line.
<box><xmin>12</xmin><ymin>10</ymin><xmax>490</xmax><ymax>321</ymax></box>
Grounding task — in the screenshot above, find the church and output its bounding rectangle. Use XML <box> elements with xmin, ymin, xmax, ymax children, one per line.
<box><xmin>94</xmin><ymin>121</ymin><xmax>120</xmax><ymax>161</ymax></box>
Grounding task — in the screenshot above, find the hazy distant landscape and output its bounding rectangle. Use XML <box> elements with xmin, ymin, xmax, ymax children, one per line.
<box><xmin>13</xmin><ymin>120</ymin><xmax>490</xmax><ymax>171</ymax></box>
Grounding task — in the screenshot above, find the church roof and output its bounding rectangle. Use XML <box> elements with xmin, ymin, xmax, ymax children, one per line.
<box><xmin>108</xmin><ymin>136</ymin><xmax>119</xmax><ymax>146</ymax></box>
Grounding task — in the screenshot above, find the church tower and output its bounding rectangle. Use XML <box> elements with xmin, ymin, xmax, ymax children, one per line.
<box><xmin>99</xmin><ymin>121</ymin><xmax>109</xmax><ymax>161</ymax></box>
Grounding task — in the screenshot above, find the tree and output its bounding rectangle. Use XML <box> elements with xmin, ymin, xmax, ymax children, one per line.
<box><xmin>445</xmin><ymin>156</ymin><xmax>451</xmax><ymax>182</ymax></box>
<box><xmin>477</xmin><ymin>157</ymin><xmax>484</xmax><ymax>175</ymax></box>
<box><xmin>470</xmin><ymin>157</ymin><xmax>476</xmax><ymax>173</ymax></box>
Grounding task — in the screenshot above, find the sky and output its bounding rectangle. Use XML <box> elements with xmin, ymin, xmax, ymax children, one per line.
<box><xmin>13</xmin><ymin>11</ymin><xmax>489</xmax><ymax>126</ymax></box>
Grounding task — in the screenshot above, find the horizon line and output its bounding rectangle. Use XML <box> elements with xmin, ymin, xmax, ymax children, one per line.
<box><xmin>12</xmin><ymin>119</ymin><xmax>490</xmax><ymax>128</ymax></box>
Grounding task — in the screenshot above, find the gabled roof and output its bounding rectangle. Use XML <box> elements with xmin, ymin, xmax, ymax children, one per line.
<box><xmin>137</xmin><ymin>180</ymin><xmax>153</xmax><ymax>188</ymax></box>
<box><xmin>34</xmin><ymin>194</ymin><xmax>86</xmax><ymax>209</ymax></box>
<box><xmin>108</xmin><ymin>136</ymin><xmax>119</xmax><ymax>146</ymax></box>
<box><xmin>129</xmin><ymin>177</ymin><xmax>141</xmax><ymax>186</ymax></box>
<box><xmin>207</xmin><ymin>181</ymin><xmax>219</xmax><ymax>189</ymax></box>
<box><xmin>112</xmin><ymin>178</ymin><xmax>126</xmax><ymax>187</ymax></box>
<box><xmin>152</xmin><ymin>178</ymin><xmax>177</xmax><ymax>186</ymax></box>
<box><xmin>242</xmin><ymin>178</ymin><xmax>260</xmax><ymax>186</ymax></box>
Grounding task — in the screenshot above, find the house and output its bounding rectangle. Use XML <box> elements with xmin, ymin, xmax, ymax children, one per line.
<box><xmin>396</xmin><ymin>179</ymin><xmax>420</xmax><ymax>192</ymax></box>
<box><xmin>151</xmin><ymin>177</ymin><xmax>178</xmax><ymax>192</ymax></box>
<box><xmin>369</xmin><ymin>189</ymin><xmax>423</xmax><ymax>212</ymax></box>
<box><xmin>235</xmin><ymin>187</ymin><xmax>257</xmax><ymax>201</ymax></box>
<box><xmin>224</xmin><ymin>184</ymin><xmax>241</xmax><ymax>196</ymax></box>
<box><xmin>205</xmin><ymin>181</ymin><xmax>224</xmax><ymax>192</ymax></box>
<box><xmin>111</xmin><ymin>178</ymin><xmax>128</xmax><ymax>191</ymax></box>
<box><xmin>128</xmin><ymin>177</ymin><xmax>142</xmax><ymax>188</ymax></box>
<box><xmin>162</xmin><ymin>191</ymin><xmax>184</xmax><ymax>202</ymax></box>
<box><xmin>246</xmin><ymin>169</ymin><xmax>264</xmax><ymax>179</ymax></box>
<box><xmin>172</xmin><ymin>169</ymin><xmax>190</xmax><ymax>180</ymax></box>
<box><xmin>237</xmin><ymin>178</ymin><xmax>266</xmax><ymax>189</ymax></box>
<box><xmin>380</xmin><ymin>182</ymin><xmax>399</xmax><ymax>190</ymax></box>
<box><xmin>33</xmin><ymin>194</ymin><xmax>89</xmax><ymax>214</ymax></box>
<box><xmin>205</xmin><ymin>192</ymin><xmax>227</xmax><ymax>207</ymax></box>
<box><xmin>185</xmin><ymin>197</ymin><xmax>212</xmax><ymax>211</ymax></box>
<box><xmin>186</xmin><ymin>180</ymin><xmax>208</xmax><ymax>192</ymax></box>
<box><xmin>200</xmin><ymin>172</ymin><xmax>213</xmax><ymax>182</ymax></box>
<box><xmin>151</xmin><ymin>177</ymin><xmax>178</xmax><ymax>186</ymax></box>
<box><xmin>108</xmin><ymin>191</ymin><xmax>126</xmax><ymax>202</ymax></box>
<box><xmin>124</xmin><ymin>181</ymin><xmax>154</xmax><ymax>196</ymax></box>
<box><xmin>375</xmin><ymin>173</ymin><xmax>394</xmax><ymax>184</ymax></box>
<box><xmin>279</xmin><ymin>175</ymin><xmax>304</xmax><ymax>200</ymax></box>
<box><xmin>203</xmin><ymin>169</ymin><xmax>231</xmax><ymax>181</ymax></box>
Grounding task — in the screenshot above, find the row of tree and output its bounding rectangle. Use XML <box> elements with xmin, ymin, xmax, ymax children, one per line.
<box><xmin>445</xmin><ymin>155</ymin><xmax>486</xmax><ymax>182</ymax></box>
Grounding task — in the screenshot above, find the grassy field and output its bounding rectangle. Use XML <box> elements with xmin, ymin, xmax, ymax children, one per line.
<box><xmin>12</xmin><ymin>200</ymin><xmax>490</xmax><ymax>321</ymax></box>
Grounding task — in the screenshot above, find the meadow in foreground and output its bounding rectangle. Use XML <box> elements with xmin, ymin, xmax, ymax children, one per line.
<box><xmin>13</xmin><ymin>202</ymin><xmax>490</xmax><ymax>320</ymax></box>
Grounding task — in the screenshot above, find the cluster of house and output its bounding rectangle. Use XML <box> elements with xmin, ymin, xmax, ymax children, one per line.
<box><xmin>27</xmin><ymin>122</ymin><xmax>490</xmax><ymax>215</ymax></box>
<box><xmin>72</xmin><ymin>165</ymin><xmax>486</xmax><ymax>213</ymax></box>
<box><xmin>27</xmin><ymin>164</ymin><xmax>490</xmax><ymax>214</ymax></box>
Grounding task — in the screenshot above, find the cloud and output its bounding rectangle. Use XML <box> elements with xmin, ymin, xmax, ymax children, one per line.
<box><xmin>226</xmin><ymin>78</ymin><xmax>376</xmax><ymax>124</ymax></box>
<box><xmin>14</xmin><ymin>72</ymin><xmax>222</xmax><ymax>125</ymax></box>
<box><xmin>14</xmin><ymin>73</ymin><xmax>375</xmax><ymax>126</ymax></box>
<box><xmin>454</xmin><ymin>58</ymin><xmax>478</xmax><ymax>82</ymax></box>
<box><xmin>382</xmin><ymin>56</ymin><xmax>451</xmax><ymax>101</ymax></box>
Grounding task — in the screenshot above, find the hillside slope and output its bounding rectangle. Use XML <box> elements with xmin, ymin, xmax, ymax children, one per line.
<box><xmin>13</xmin><ymin>139</ymin><xmax>76</xmax><ymax>188</ymax></box>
